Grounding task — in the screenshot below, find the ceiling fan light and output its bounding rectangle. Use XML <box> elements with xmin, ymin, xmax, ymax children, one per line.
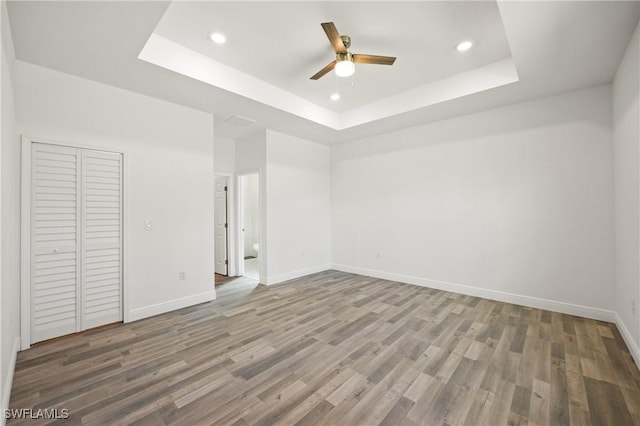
<box><xmin>335</xmin><ymin>60</ymin><xmax>355</xmax><ymax>77</ymax></box>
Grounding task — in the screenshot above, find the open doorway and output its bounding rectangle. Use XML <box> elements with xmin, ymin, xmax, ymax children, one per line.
<box><xmin>239</xmin><ymin>173</ymin><xmax>260</xmax><ymax>281</ymax></box>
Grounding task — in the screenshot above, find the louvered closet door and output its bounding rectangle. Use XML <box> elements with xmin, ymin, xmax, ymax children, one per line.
<box><xmin>81</xmin><ymin>149</ymin><xmax>122</xmax><ymax>329</ymax></box>
<box><xmin>31</xmin><ymin>143</ymin><xmax>123</xmax><ymax>343</ymax></box>
<box><xmin>31</xmin><ymin>143</ymin><xmax>81</xmax><ymax>342</ymax></box>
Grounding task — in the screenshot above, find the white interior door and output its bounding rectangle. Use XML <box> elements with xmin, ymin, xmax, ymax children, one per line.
<box><xmin>30</xmin><ymin>142</ymin><xmax>123</xmax><ymax>343</ymax></box>
<box><xmin>31</xmin><ymin>143</ymin><xmax>81</xmax><ymax>342</ymax></box>
<box><xmin>214</xmin><ymin>176</ymin><xmax>229</xmax><ymax>275</ymax></box>
<box><xmin>81</xmin><ymin>149</ymin><xmax>123</xmax><ymax>330</ymax></box>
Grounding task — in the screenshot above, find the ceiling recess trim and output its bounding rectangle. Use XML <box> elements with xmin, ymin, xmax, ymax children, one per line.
<box><xmin>139</xmin><ymin>33</ymin><xmax>340</xmax><ymax>129</ymax></box>
<box><xmin>341</xmin><ymin>59</ymin><xmax>519</xmax><ymax>129</ymax></box>
<box><xmin>139</xmin><ymin>33</ymin><xmax>519</xmax><ymax>131</ymax></box>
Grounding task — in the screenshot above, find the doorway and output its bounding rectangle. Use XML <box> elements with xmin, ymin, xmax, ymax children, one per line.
<box><xmin>214</xmin><ymin>176</ymin><xmax>229</xmax><ymax>276</ymax></box>
<box><xmin>239</xmin><ymin>173</ymin><xmax>260</xmax><ymax>281</ymax></box>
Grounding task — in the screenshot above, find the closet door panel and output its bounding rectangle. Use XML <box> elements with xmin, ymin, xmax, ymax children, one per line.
<box><xmin>81</xmin><ymin>149</ymin><xmax>122</xmax><ymax>329</ymax></box>
<box><xmin>31</xmin><ymin>143</ymin><xmax>80</xmax><ymax>343</ymax></box>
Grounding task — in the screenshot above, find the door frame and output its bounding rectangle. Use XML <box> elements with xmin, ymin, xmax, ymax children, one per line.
<box><xmin>20</xmin><ymin>135</ymin><xmax>129</xmax><ymax>349</ymax></box>
<box><xmin>214</xmin><ymin>172</ymin><xmax>236</xmax><ymax>277</ymax></box>
<box><xmin>214</xmin><ymin>175</ymin><xmax>229</xmax><ymax>276</ymax></box>
<box><xmin>237</xmin><ymin>171</ymin><xmax>263</xmax><ymax>282</ymax></box>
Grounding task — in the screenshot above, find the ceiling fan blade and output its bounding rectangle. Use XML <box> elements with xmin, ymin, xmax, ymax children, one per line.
<box><xmin>310</xmin><ymin>60</ymin><xmax>337</xmax><ymax>80</ymax></box>
<box><xmin>321</xmin><ymin>22</ymin><xmax>347</xmax><ymax>54</ymax></box>
<box><xmin>353</xmin><ymin>54</ymin><xmax>396</xmax><ymax>65</ymax></box>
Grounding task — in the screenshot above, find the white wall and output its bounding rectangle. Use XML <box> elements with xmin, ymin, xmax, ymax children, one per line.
<box><xmin>1</xmin><ymin>0</ymin><xmax>19</xmax><ymax>416</ymax></box>
<box><xmin>236</xmin><ymin>131</ymin><xmax>266</xmax><ymax>175</ymax></box>
<box><xmin>613</xmin><ymin>21</ymin><xmax>640</xmax><ymax>363</ymax></box>
<box><xmin>214</xmin><ymin>136</ymin><xmax>235</xmax><ymax>174</ymax></box>
<box><xmin>14</xmin><ymin>61</ymin><xmax>215</xmax><ymax>325</ymax></box>
<box><xmin>234</xmin><ymin>129</ymin><xmax>332</xmax><ymax>285</ymax></box>
<box><xmin>332</xmin><ymin>85</ymin><xmax>615</xmax><ymax>320</ymax></box>
<box><xmin>265</xmin><ymin>130</ymin><xmax>331</xmax><ymax>284</ymax></box>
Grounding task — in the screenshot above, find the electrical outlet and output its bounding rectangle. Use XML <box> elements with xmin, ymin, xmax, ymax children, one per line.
<box><xmin>301</xmin><ymin>251</ymin><xmax>305</xmax><ymax>258</ymax></box>
<box><xmin>179</xmin><ymin>271</ymin><xmax>186</xmax><ymax>281</ymax></box>
<box><xmin>632</xmin><ymin>298</ymin><xmax>637</xmax><ymax>315</ymax></box>
<box><xmin>375</xmin><ymin>252</ymin><xmax>381</xmax><ymax>259</ymax></box>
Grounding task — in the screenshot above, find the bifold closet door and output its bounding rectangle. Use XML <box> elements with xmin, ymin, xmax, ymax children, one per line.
<box><xmin>31</xmin><ymin>143</ymin><xmax>81</xmax><ymax>343</ymax></box>
<box><xmin>81</xmin><ymin>149</ymin><xmax>123</xmax><ymax>329</ymax></box>
<box><xmin>30</xmin><ymin>142</ymin><xmax>122</xmax><ymax>343</ymax></box>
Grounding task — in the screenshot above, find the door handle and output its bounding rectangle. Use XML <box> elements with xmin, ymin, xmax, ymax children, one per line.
<box><xmin>53</xmin><ymin>248</ymin><xmax>59</xmax><ymax>253</ymax></box>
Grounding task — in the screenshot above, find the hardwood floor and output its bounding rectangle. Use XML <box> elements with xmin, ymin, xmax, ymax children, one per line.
<box><xmin>9</xmin><ymin>271</ymin><xmax>640</xmax><ymax>425</ymax></box>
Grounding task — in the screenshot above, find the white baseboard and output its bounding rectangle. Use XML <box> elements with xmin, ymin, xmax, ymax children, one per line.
<box><xmin>265</xmin><ymin>264</ymin><xmax>332</xmax><ymax>286</ymax></box>
<box><xmin>331</xmin><ymin>264</ymin><xmax>616</xmax><ymax>323</ymax></box>
<box><xmin>127</xmin><ymin>290</ymin><xmax>216</xmax><ymax>322</ymax></box>
<box><xmin>614</xmin><ymin>313</ymin><xmax>640</xmax><ymax>369</ymax></box>
<box><xmin>2</xmin><ymin>337</ymin><xmax>20</xmax><ymax>426</ymax></box>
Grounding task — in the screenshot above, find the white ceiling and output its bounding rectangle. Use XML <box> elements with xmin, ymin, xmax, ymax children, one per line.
<box><xmin>6</xmin><ymin>1</ymin><xmax>640</xmax><ymax>144</ymax></box>
<box><xmin>154</xmin><ymin>1</ymin><xmax>512</xmax><ymax>112</ymax></box>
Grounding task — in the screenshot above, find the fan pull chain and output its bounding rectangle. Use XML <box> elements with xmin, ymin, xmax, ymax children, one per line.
<box><xmin>330</xmin><ymin>73</ymin><xmax>340</xmax><ymax>101</ymax></box>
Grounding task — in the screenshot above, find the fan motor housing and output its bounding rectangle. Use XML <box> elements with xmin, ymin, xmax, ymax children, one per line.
<box><xmin>340</xmin><ymin>35</ymin><xmax>351</xmax><ymax>48</ymax></box>
<box><xmin>336</xmin><ymin>51</ymin><xmax>353</xmax><ymax>62</ymax></box>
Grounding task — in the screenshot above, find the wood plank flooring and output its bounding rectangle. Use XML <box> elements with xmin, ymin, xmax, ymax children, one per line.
<box><xmin>9</xmin><ymin>270</ymin><xmax>640</xmax><ymax>425</ymax></box>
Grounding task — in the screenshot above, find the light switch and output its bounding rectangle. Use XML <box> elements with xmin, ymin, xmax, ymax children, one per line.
<box><xmin>145</xmin><ymin>219</ymin><xmax>153</xmax><ymax>231</ymax></box>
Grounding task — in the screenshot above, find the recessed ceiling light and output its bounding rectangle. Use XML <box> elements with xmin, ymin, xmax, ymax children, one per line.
<box><xmin>209</xmin><ymin>32</ymin><xmax>227</xmax><ymax>45</ymax></box>
<box><xmin>330</xmin><ymin>93</ymin><xmax>340</xmax><ymax>101</ymax></box>
<box><xmin>456</xmin><ymin>40</ymin><xmax>473</xmax><ymax>52</ymax></box>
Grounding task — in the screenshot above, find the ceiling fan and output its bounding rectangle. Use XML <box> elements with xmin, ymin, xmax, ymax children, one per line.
<box><xmin>310</xmin><ymin>22</ymin><xmax>396</xmax><ymax>80</ymax></box>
